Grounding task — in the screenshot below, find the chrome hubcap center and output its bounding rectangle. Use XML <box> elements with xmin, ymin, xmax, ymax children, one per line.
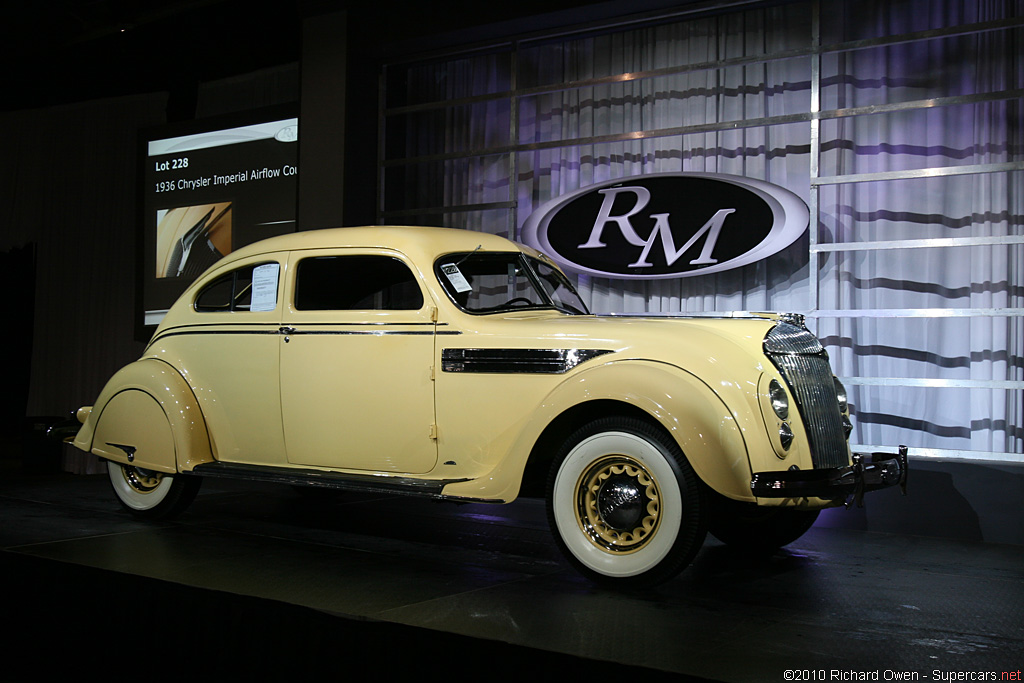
<box><xmin>124</xmin><ymin>466</ymin><xmax>161</xmax><ymax>493</ymax></box>
<box><xmin>597</xmin><ymin>475</ymin><xmax>644</xmax><ymax>530</ymax></box>
<box><xmin>575</xmin><ymin>455</ymin><xmax>661</xmax><ymax>554</ymax></box>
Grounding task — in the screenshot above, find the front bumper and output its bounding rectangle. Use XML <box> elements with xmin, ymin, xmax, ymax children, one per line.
<box><xmin>750</xmin><ymin>446</ymin><xmax>908</xmax><ymax>506</ymax></box>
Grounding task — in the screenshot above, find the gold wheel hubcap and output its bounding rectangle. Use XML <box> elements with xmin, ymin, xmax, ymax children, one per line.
<box><xmin>576</xmin><ymin>456</ymin><xmax>660</xmax><ymax>554</ymax></box>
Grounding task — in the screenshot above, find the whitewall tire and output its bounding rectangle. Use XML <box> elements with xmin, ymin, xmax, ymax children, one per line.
<box><xmin>546</xmin><ymin>417</ymin><xmax>707</xmax><ymax>587</ymax></box>
<box><xmin>107</xmin><ymin>461</ymin><xmax>200</xmax><ymax>520</ymax></box>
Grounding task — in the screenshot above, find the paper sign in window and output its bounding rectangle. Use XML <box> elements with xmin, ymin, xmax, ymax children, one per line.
<box><xmin>251</xmin><ymin>263</ymin><xmax>280</xmax><ymax>312</ymax></box>
<box><xmin>441</xmin><ymin>264</ymin><xmax>472</xmax><ymax>293</ymax></box>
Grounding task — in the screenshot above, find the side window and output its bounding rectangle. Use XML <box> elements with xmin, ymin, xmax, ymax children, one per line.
<box><xmin>195</xmin><ymin>262</ymin><xmax>278</xmax><ymax>312</ymax></box>
<box><xmin>294</xmin><ymin>255</ymin><xmax>423</xmax><ymax>311</ymax></box>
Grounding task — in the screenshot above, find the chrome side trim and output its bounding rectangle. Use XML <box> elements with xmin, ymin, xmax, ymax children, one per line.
<box><xmin>150</xmin><ymin>326</ymin><xmax>462</xmax><ymax>344</ymax></box>
<box><xmin>191</xmin><ymin>461</ymin><xmax>470</xmax><ymax>499</ymax></box>
<box><xmin>151</xmin><ymin>329</ymin><xmax>283</xmax><ymax>344</ymax></box>
<box><xmin>286</xmin><ymin>330</ymin><xmax>450</xmax><ymax>336</ymax></box>
<box><xmin>441</xmin><ymin>348</ymin><xmax>613</xmax><ymax>374</ymax></box>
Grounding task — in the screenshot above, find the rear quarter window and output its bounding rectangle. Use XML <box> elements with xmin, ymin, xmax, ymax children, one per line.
<box><xmin>194</xmin><ymin>262</ymin><xmax>279</xmax><ymax>312</ymax></box>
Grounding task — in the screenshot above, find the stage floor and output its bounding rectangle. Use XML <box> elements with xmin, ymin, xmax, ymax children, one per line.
<box><xmin>2</xmin><ymin>467</ymin><xmax>1021</xmax><ymax>680</ymax></box>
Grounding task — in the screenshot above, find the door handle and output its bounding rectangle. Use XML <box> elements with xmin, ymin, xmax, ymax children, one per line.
<box><xmin>279</xmin><ymin>326</ymin><xmax>296</xmax><ymax>335</ymax></box>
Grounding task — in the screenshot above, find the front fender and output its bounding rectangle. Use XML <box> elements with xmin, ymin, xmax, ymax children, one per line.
<box><xmin>441</xmin><ymin>359</ymin><xmax>756</xmax><ymax>502</ymax></box>
<box><xmin>72</xmin><ymin>358</ymin><xmax>214</xmax><ymax>473</ymax></box>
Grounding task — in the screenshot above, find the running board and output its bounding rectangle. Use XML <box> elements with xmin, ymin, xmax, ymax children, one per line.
<box><xmin>188</xmin><ymin>461</ymin><xmax>474</xmax><ymax>500</ymax></box>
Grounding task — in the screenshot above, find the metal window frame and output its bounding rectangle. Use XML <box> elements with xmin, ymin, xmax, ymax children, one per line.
<box><xmin>378</xmin><ymin>0</ymin><xmax>1024</xmax><ymax>464</ymax></box>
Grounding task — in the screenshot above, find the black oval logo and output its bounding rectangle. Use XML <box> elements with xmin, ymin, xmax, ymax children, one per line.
<box><xmin>521</xmin><ymin>173</ymin><xmax>808</xmax><ymax>279</ymax></box>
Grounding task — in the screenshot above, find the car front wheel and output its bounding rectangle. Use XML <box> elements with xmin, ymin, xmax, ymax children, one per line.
<box><xmin>546</xmin><ymin>417</ymin><xmax>707</xmax><ymax>587</ymax></box>
<box><xmin>708</xmin><ymin>495</ymin><xmax>820</xmax><ymax>551</ymax></box>
<box><xmin>107</xmin><ymin>461</ymin><xmax>200</xmax><ymax>520</ymax></box>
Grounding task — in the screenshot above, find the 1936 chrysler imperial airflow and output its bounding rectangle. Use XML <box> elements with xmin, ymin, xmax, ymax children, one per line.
<box><xmin>69</xmin><ymin>226</ymin><xmax>907</xmax><ymax>586</ymax></box>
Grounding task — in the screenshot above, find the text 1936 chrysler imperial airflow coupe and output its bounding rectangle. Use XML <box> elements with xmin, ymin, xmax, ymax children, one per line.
<box><xmin>67</xmin><ymin>226</ymin><xmax>906</xmax><ymax>586</ymax></box>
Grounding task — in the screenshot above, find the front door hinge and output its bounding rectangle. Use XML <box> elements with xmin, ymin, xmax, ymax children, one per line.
<box><xmin>429</xmin><ymin>423</ymin><xmax>438</xmax><ymax>440</ymax></box>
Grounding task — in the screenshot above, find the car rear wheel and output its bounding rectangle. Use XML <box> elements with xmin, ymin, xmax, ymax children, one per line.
<box><xmin>107</xmin><ymin>461</ymin><xmax>200</xmax><ymax>520</ymax></box>
<box><xmin>546</xmin><ymin>417</ymin><xmax>707</xmax><ymax>587</ymax></box>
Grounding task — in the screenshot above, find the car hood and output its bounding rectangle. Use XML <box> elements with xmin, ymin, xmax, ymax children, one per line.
<box><xmin>454</xmin><ymin>310</ymin><xmax>784</xmax><ymax>376</ymax></box>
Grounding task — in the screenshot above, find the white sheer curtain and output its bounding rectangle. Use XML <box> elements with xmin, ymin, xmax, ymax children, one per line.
<box><xmin>383</xmin><ymin>0</ymin><xmax>1023</xmax><ymax>458</ymax></box>
<box><xmin>514</xmin><ymin>4</ymin><xmax>814</xmax><ymax>314</ymax></box>
<box><xmin>816</xmin><ymin>0</ymin><xmax>1023</xmax><ymax>455</ymax></box>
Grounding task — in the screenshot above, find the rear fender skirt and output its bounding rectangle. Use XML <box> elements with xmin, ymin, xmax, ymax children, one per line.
<box><xmin>72</xmin><ymin>358</ymin><xmax>214</xmax><ymax>472</ymax></box>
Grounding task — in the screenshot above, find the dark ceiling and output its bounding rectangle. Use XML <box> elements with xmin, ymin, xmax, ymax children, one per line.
<box><xmin>2</xmin><ymin>0</ymin><xmax>305</xmax><ymax>112</ymax></box>
<box><xmin>2</xmin><ymin>0</ymin><xmax>699</xmax><ymax>114</ymax></box>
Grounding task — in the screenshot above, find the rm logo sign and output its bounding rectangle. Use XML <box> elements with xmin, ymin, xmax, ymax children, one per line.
<box><xmin>521</xmin><ymin>173</ymin><xmax>809</xmax><ymax>279</ymax></box>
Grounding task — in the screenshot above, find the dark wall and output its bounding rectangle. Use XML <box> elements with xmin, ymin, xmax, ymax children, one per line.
<box><xmin>0</xmin><ymin>246</ymin><xmax>35</xmax><ymax>434</ymax></box>
<box><xmin>298</xmin><ymin>11</ymin><xmax>349</xmax><ymax>230</ymax></box>
<box><xmin>0</xmin><ymin>95</ymin><xmax>168</xmax><ymax>419</ymax></box>
<box><xmin>1</xmin><ymin>0</ymin><xmax>1019</xmax><ymax>546</ymax></box>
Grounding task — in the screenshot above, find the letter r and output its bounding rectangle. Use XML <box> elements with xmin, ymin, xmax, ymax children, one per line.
<box><xmin>578</xmin><ymin>186</ymin><xmax>650</xmax><ymax>249</ymax></box>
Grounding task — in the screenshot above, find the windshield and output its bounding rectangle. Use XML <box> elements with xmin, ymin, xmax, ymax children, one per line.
<box><xmin>436</xmin><ymin>251</ymin><xmax>589</xmax><ymax>315</ymax></box>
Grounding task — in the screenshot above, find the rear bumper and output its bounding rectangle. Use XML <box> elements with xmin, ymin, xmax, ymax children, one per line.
<box><xmin>46</xmin><ymin>417</ymin><xmax>83</xmax><ymax>443</ymax></box>
<box><xmin>750</xmin><ymin>446</ymin><xmax>908</xmax><ymax>505</ymax></box>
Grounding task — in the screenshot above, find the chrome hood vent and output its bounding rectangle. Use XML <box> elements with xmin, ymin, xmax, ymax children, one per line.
<box><xmin>763</xmin><ymin>322</ymin><xmax>849</xmax><ymax>469</ymax></box>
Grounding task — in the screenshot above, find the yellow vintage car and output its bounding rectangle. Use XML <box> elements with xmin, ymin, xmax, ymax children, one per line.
<box><xmin>70</xmin><ymin>226</ymin><xmax>906</xmax><ymax>586</ymax></box>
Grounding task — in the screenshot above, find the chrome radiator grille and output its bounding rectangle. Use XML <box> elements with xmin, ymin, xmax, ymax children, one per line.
<box><xmin>764</xmin><ymin>322</ymin><xmax>850</xmax><ymax>469</ymax></box>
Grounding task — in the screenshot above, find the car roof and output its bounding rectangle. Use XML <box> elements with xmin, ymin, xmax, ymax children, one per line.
<box><xmin>222</xmin><ymin>225</ymin><xmax>527</xmax><ymax>265</ymax></box>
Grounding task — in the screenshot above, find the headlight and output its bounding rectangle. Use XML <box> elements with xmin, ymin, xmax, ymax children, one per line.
<box><xmin>778</xmin><ymin>422</ymin><xmax>794</xmax><ymax>451</ymax></box>
<box><xmin>834</xmin><ymin>376</ymin><xmax>848</xmax><ymax>413</ymax></box>
<box><xmin>768</xmin><ymin>379</ymin><xmax>789</xmax><ymax>420</ymax></box>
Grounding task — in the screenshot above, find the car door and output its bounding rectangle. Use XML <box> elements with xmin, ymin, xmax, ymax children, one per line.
<box><xmin>278</xmin><ymin>249</ymin><xmax>438</xmax><ymax>473</ymax></box>
<box><xmin>164</xmin><ymin>257</ymin><xmax>287</xmax><ymax>466</ymax></box>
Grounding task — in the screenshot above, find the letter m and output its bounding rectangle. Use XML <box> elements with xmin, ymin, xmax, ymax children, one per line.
<box><xmin>629</xmin><ymin>209</ymin><xmax>736</xmax><ymax>268</ymax></box>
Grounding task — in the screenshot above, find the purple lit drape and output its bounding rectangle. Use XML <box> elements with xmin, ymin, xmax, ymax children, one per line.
<box><xmin>815</xmin><ymin>1</ymin><xmax>1023</xmax><ymax>456</ymax></box>
<box><xmin>383</xmin><ymin>0</ymin><xmax>1022</xmax><ymax>459</ymax></box>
